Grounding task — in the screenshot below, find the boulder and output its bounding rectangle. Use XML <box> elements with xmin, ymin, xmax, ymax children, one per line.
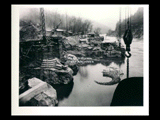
<box><xmin>94</xmin><ymin>67</ymin><xmax>124</xmax><ymax>85</ymax></box>
<box><xmin>37</xmin><ymin>57</ymin><xmax>74</xmax><ymax>84</ymax></box>
<box><xmin>19</xmin><ymin>77</ymin><xmax>58</xmax><ymax>106</ymax></box>
<box><xmin>63</xmin><ymin>53</ymin><xmax>79</xmax><ymax>75</ymax></box>
<box><xmin>42</xmin><ymin>67</ymin><xmax>73</xmax><ymax>85</ymax></box>
<box><xmin>68</xmin><ymin>64</ymin><xmax>79</xmax><ymax>76</ymax></box>
<box><xmin>63</xmin><ymin>53</ymin><xmax>78</xmax><ymax>66</ymax></box>
<box><xmin>102</xmin><ymin>67</ymin><xmax>124</xmax><ymax>78</ymax></box>
<box><xmin>28</xmin><ymin>77</ymin><xmax>42</xmax><ymax>87</ymax></box>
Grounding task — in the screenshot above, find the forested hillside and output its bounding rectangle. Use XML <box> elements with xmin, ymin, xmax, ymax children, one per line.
<box><xmin>20</xmin><ymin>8</ymin><xmax>93</xmax><ymax>35</ymax></box>
<box><xmin>107</xmin><ymin>7</ymin><xmax>143</xmax><ymax>39</ymax></box>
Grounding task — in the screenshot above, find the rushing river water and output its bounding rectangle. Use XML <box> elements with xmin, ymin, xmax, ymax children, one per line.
<box><xmin>57</xmin><ymin>35</ymin><xmax>143</xmax><ymax>106</ymax></box>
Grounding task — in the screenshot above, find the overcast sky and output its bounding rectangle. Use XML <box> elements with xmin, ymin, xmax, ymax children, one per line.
<box><xmin>19</xmin><ymin>5</ymin><xmax>142</xmax><ymax>30</ymax></box>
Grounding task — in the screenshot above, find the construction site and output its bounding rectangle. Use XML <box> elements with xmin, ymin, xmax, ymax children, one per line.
<box><xmin>19</xmin><ymin>7</ymin><xmax>127</xmax><ymax>106</ymax></box>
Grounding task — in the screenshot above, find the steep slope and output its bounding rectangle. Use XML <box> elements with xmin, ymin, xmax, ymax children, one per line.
<box><xmin>115</xmin><ymin>7</ymin><xmax>143</xmax><ymax>39</ymax></box>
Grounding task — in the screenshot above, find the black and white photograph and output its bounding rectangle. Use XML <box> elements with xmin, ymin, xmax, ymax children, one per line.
<box><xmin>11</xmin><ymin>4</ymin><xmax>149</xmax><ymax>115</ymax></box>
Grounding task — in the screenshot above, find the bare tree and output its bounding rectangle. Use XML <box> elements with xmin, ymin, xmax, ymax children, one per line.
<box><xmin>94</xmin><ymin>27</ymin><xmax>101</xmax><ymax>35</ymax></box>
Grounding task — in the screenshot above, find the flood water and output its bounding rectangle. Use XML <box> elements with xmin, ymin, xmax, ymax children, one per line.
<box><xmin>58</xmin><ymin>35</ymin><xmax>143</xmax><ymax>106</ymax></box>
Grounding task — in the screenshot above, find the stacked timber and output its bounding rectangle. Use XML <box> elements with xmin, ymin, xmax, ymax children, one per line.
<box><xmin>41</xmin><ymin>59</ymin><xmax>57</xmax><ymax>68</ymax></box>
<box><xmin>34</xmin><ymin>58</ymin><xmax>74</xmax><ymax>84</ymax></box>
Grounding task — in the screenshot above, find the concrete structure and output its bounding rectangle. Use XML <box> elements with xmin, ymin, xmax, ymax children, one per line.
<box><xmin>19</xmin><ymin>77</ymin><xmax>57</xmax><ymax>106</ymax></box>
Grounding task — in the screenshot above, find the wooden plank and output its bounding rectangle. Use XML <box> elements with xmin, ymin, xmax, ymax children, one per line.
<box><xmin>19</xmin><ymin>82</ymin><xmax>48</xmax><ymax>105</ymax></box>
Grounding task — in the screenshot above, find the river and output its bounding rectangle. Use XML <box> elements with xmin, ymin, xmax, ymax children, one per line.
<box><xmin>57</xmin><ymin>35</ymin><xmax>143</xmax><ymax>106</ymax></box>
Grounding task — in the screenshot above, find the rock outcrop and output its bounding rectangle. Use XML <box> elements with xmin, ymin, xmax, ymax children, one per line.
<box><xmin>63</xmin><ymin>53</ymin><xmax>79</xmax><ymax>76</ymax></box>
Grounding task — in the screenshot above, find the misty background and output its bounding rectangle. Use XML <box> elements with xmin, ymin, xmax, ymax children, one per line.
<box><xmin>19</xmin><ymin>5</ymin><xmax>143</xmax><ymax>37</ymax></box>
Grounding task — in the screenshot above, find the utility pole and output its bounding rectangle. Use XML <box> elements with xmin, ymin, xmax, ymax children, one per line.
<box><xmin>40</xmin><ymin>8</ymin><xmax>47</xmax><ymax>44</ymax></box>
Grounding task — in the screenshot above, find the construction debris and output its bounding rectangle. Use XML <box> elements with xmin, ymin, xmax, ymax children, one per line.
<box><xmin>94</xmin><ymin>67</ymin><xmax>124</xmax><ymax>85</ymax></box>
<box><xmin>19</xmin><ymin>77</ymin><xmax>58</xmax><ymax>106</ymax></box>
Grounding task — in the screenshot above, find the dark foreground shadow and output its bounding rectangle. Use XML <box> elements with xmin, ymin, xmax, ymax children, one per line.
<box><xmin>110</xmin><ymin>77</ymin><xmax>143</xmax><ymax>106</ymax></box>
<box><xmin>51</xmin><ymin>81</ymin><xmax>74</xmax><ymax>102</ymax></box>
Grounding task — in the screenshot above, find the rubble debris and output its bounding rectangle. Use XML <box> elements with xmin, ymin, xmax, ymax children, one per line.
<box><xmin>64</xmin><ymin>53</ymin><xmax>79</xmax><ymax>66</ymax></box>
<box><xmin>19</xmin><ymin>77</ymin><xmax>58</xmax><ymax>106</ymax></box>
<box><xmin>43</xmin><ymin>67</ymin><xmax>73</xmax><ymax>84</ymax></box>
<box><xmin>62</xmin><ymin>53</ymin><xmax>79</xmax><ymax>75</ymax></box>
<box><xmin>94</xmin><ymin>67</ymin><xmax>124</xmax><ymax>85</ymax></box>
<box><xmin>35</xmin><ymin>57</ymin><xmax>73</xmax><ymax>84</ymax></box>
<box><xmin>28</xmin><ymin>57</ymin><xmax>74</xmax><ymax>85</ymax></box>
<box><xmin>102</xmin><ymin>67</ymin><xmax>124</xmax><ymax>77</ymax></box>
